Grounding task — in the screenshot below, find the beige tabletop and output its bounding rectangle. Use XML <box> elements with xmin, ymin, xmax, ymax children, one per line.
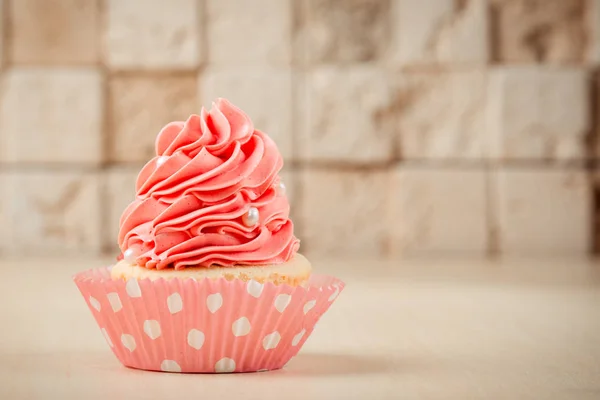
<box><xmin>1</xmin><ymin>256</ymin><xmax>599</xmax><ymax>400</ymax></box>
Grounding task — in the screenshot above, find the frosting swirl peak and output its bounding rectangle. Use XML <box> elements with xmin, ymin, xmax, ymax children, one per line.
<box><xmin>118</xmin><ymin>98</ymin><xmax>299</xmax><ymax>269</ymax></box>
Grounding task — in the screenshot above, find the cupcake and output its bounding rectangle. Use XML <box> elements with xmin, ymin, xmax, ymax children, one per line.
<box><xmin>74</xmin><ymin>99</ymin><xmax>343</xmax><ymax>373</ymax></box>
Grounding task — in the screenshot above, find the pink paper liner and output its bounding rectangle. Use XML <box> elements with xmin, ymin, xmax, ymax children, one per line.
<box><xmin>73</xmin><ymin>267</ymin><xmax>344</xmax><ymax>373</ymax></box>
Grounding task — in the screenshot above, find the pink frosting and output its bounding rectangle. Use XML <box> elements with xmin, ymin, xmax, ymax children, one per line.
<box><xmin>118</xmin><ymin>98</ymin><xmax>299</xmax><ymax>270</ymax></box>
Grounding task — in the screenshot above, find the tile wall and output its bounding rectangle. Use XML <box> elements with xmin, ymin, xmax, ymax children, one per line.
<box><xmin>0</xmin><ymin>0</ymin><xmax>598</xmax><ymax>258</ymax></box>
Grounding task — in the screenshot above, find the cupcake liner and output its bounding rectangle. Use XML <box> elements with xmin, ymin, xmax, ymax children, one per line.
<box><xmin>73</xmin><ymin>267</ymin><xmax>344</xmax><ymax>373</ymax></box>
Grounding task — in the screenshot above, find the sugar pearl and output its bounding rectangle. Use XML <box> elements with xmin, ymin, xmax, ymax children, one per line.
<box><xmin>156</xmin><ymin>156</ymin><xmax>169</xmax><ymax>167</ymax></box>
<box><xmin>242</xmin><ymin>207</ymin><xmax>259</xmax><ymax>227</ymax></box>
<box><xmin>123</xmin><ymin>248</ymin><xmax>137</xmax><ymax>264</ymax></box>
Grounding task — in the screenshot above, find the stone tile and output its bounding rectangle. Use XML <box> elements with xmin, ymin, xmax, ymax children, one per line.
<box><xmin>300</xmin><ymin>169</ymin><xmax>391</xmax><ymax>257</ymax></box>
<box><xmin>396</xmin><ymin>70</ymin><xmax>487</xmax><ymax>160</ymax></box>
<box><xmin>390</xmin><ymin>0</ymin><xmax>488</xmax><ymax>66</ymax></box>
<box><xmin>493</xmin><ymin>168</ymin><xmax>591</xmax><ymax>254</ymax></box>
<box><xmin>207</xmin><ymin>0</ymin><xmax>291</xmax><ymax>66</ymax></box>
<box><xmin>390</xmin><ymin>168</ymin><xmax>488</xmax><ymax>255</ymax></box>
<box><xmin>109</xmin><ymin>74</ymin><xmax>198</xmax><ymax>163</ymax></box>
<box><xmin>295</xmin><ymin>0</ymin><xmax>391</xmax><ymax>64</ymax></box>
<box><xmin>487</xmin><ymin>67</ymin><xmax>589</xmax><ymax>161</ymax></box>
<box><xmin>490</xmin><ymin>0</ymin><xmax>585</xmax><ymax>64</ymax></box>
<box><xmin>103</xmin><ymin>168</ymin><xmax>138</xmax><ymax>253</ymax></box>
<box><xmin>0</xmin><ymin>69</ymin><xmax>103</xmax><ymax>164</ymax></box>
<box><xmin>201</xmin><ymin>67</ymin><xmax>293</xmax><ymax>159</ymax></box>
<box><xmin>9</xmin><ymin>0</ymin><xmax>100</xmax><ymax>65</ymax></box>
<box><xmin>298</xmin><ymin>66</ymin><xmax>396</xmax><ymax>162</ymax></box>
<box><xmin>2</xmin><ymin>171</ymin><xmax>102</xmax><ymax>255</ymax></box>
<box><xmin>105</xmin><ymin>0</ymin><xmax>201</xmax><ymax>69</ymax></box>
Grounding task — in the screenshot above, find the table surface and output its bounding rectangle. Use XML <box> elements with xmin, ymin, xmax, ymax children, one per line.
<box><xmin>1</xmin><ymin>256</ymin><xmax>599</xmax><ymax>400</ymax></box>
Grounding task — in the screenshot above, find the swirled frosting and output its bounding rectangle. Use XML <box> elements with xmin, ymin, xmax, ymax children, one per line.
<box><xmin>118</xmin><ymin>98</ymin><xmax>299</xmax><ymax>269</ymax></box>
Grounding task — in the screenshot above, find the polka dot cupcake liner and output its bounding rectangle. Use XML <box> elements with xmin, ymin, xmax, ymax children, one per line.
<box><xmin>73</xmin><ymin>267</ymin><xmax>344</xmax><ymax>373</ymax></box>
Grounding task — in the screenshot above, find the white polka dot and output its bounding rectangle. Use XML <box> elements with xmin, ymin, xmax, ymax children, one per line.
<box><xmin>143</xmin><ymin>320</ymin><xmax>161</xmax><ymax>340</ymax></box>
<box><xmin>246</xmin><ymin>280</ymin><xmax>264</xmax><ymax>298</ymax></box>
<box><xmin>274</xmin><ymin>294</ymin><xmax>292</xmax><ymax>313</ymax></box>
<box><xmin>126</xmin><ymin>279</ymin><xmax>142</xmax><ymax>298</ymax></box>
<box><xmin>187</xmin><ymin>329</ymin><xmax>205</xmax><ymax>350</ymax></box>
<box><xmin>107</xmin><ymin>292</ymin><xmax>122</xmax><ymax>312</ymax></box>
<box><xmin>262</xmin><ymin>331</ymin><xmax>281</xmax><ymax>350</ymax></box>
<box><xmin>214</xmin><ymin>357</ymin><xmax>236</xmax><ymax>373</ymax></box>
<box><xmin>121</xmin><ymin>334</ymin><xmax>136</xmax><ymax>352</ymax></box>
<box><xmin>101</xmin><ymin>328</ymin><xmax>113</xmax><ymax>348</ymax></box>
<box><xmin>89</xmin><ymin>296</ymin><xmax>101</xmax><ymax>311</ymax></box>
<box><xmin>232</xmin><ymin>317</ymin><xmax>251</xmax><ymax>337</ymax></box>
<box><xmin>292</xmin><ymin>329</ymin><xmax>306</xmax><ymax>346</ymax></box>
<box><xmin>160</xmin><ymin>360</ymin><xmax>181</xmax><ymax>373</ymax></box>
<box><xmin>328</xmin><ymin>286</ymin><xmax>340</xmax><ymax>302</ymax></box>
<box><xmin>303</xmin><ymin>300</ymin><xmax>316</xmax><ymax>314</ymax></box>
<box><xmin>206</xmin><ymin>293</ymin><xmax>223</xmax><ymax>313</ymax></box>
<box><xmin>167</xmin><ymin>292</ymin><xmax>183</xmax><ymax>314</ymax></box>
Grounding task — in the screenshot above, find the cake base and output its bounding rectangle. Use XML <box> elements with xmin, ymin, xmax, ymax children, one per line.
<box><xmin>110</xmin><ymin>253</ymin><xmax>312</xmax><ymax>286</ymax></box>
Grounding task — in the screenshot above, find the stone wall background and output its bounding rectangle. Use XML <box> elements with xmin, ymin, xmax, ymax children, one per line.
<box><xmin>0</xmin><ymin>0</ymin><xmax>599</xmax><ymax>259</ymax></box>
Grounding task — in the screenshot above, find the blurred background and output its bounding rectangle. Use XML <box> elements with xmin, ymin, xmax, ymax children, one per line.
<box><xmin>0</xmin><ymin>0</ymin><xmax>599</xmax><ymax>260</ymax></box>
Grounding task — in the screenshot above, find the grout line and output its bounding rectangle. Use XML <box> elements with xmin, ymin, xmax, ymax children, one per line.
<box><xmin>103</xmin><ymin>65</ymin><xmax>113</xmax><ymax>167</ymax></box>
<box><xmin>97</xmin><ymin>166</ymin><xmax>110</xmax><ymax>255</ymax></box>
<box><xmin>485</xmin><ymin>164</ymin><xmax>499</xmax><ymax>257</ymax></box>
<box><xmin>589</xmin><ymin>169</ymin><xmax>598</xmax><ymax>254</ymax></box>
<box><xmin>95</xmin><ymin>0</ymin><xmax>102</xmax><ymax>68</ymax></box>
<box><xmin>99</xmin><ymin>0</ymin><xmax>108</xmax><ymax>68</ymax></box>
<box><xmin>487</xmin><ymin>0</ymin><xmax>501</xmax><ymax>64</ymax></box>
<box><xmin>588</xmin><ymin>69</ymin><xmax>599</xmax><ymax>253</ymax></box>
<box><xmin>0</xmin><ymin>160</ymin><xmax>594</xmax><ymax>172</ymax></box>
<box><xmin>286</xmin><ymin>159</ymin><xmax>593</xmax><ymax>171</ymax></box>
<box><xmin>0</xmin><ymin>164</ymin><xmax>106</xmax><ymax>172</ymax></box>
<box><xmin>196</xmin><ymin>0</ymin><xmax>208</xmax><ymax>108</ymax></box>
<box><xmin>98</xmin><ymin>0</ymin><xmax>112</xmax><ymax>169</ymax></box>
<box><xmin>585</xmin><ymin>70</ymin><xmax>598</xmax><ymax>162</ymax></box>
<box><xmin>2</xmin><ymin>0</ymin><xmax>10</xmax><ymax>69</ymax></box>
<box><xmin>393</xmin><ymin>64</ymin><xmax>492</xmax><ymax>74</ymax></box>
<box><xmin>199</xmin><ymin>0</ymin><xmax>208</xmax><ymax>68</ymax></box>
<box><xmin>290</xmin><ymin>0</ymin><xmax>305</xmax><ymax>251</ymax></box>
<box><xmin>103</xmin><ymin>69</ymin><xmax>202</xmax><ymax>77</ymax></box>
